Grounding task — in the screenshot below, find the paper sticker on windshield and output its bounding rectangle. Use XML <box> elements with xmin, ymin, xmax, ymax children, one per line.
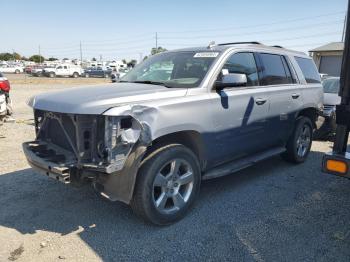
<box><xmin>193</xmin><ymin>52</ymin><xmax>219</xmax><ymax>58</ymax></box>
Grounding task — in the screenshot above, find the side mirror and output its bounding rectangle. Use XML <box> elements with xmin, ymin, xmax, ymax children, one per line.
<box><xmin>215</xmin><ymin>69</ymin><xmax>247</xmax><ymax>89</ymax></box>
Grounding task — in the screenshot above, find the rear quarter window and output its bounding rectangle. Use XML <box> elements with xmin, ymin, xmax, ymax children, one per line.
<box><xmin>0</xmin><ymin>72</ymin><xmax>3</xmax><ymax>77</ymax></box>
<box><xmin>295</xmin><ymin>57</ymin><xmax>321</xmax><ymax>84</ymax></box>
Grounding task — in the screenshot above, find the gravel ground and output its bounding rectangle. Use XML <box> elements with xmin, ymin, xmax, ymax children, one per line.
<box><xmin>0</xmin><ymin>80</ymin><xmax>350</xmax><ymax>261</ymax></box>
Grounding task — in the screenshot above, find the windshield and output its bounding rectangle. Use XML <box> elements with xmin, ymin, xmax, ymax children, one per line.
<box><xmin>121</xmin><ymin>51</ymin><xmax>219</xmax><ymax>88</ymax></box>
<box><xmin>322</xmin><ymin>78</ymin><xmax>340</xmax><ymax>94</ymax></box>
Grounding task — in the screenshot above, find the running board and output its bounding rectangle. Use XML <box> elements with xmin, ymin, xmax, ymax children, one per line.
<box><xmin>202</xmin><ymin>147</ymin><xmax>286</xmax><ymax>180</ymax></box>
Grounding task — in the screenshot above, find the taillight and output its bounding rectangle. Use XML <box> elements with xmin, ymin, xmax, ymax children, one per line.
<box><xmin>0</xmin><ymin>80</ymin><xmax>10</xmax><ymax>92</ymax></box>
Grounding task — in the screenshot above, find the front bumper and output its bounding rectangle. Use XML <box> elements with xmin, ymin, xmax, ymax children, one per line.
<box><xmin>23</xmin><ymin>141</ymin><xmax>76</xmax><ymax>183</ymax></box>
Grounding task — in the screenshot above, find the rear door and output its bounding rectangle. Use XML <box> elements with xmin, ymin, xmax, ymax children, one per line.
<box><xmin>255</xmin><ymin>53</ymin><xmax>303</xmax><ymax>146</ymax></box>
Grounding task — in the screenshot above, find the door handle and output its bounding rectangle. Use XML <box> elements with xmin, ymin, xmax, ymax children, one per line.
<box><xmin>255</xmin><ymin>98</ymin><xmax>267</xmax><ymax>105</ymax></box>
<box><xmin>292</xmin><ymin>93</ymin><xmax>300</xmax><ymax>99</ymax></box>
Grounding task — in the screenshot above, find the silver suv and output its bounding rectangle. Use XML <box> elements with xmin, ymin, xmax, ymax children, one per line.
<box><xmin>23</xmin><ymin>42</ymin><xmax>323</xmax><ymax>225</ymax></box>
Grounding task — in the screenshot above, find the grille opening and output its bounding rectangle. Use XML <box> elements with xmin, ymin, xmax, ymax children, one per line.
<box><xmin>84</xmin><ymin>130</ymin><xmax>90</xmax><ymax>139</ymax></box>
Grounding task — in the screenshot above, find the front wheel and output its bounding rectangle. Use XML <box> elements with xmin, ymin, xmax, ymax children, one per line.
<box><xmin>282</xmin><ymin>117</ymin><xmax>313</xmax><ymax>163</ymax></box>
<box><xmin>72</xmin><ymin>72</ymin><xmax>79</xmax><ymax>78</ymax></box>
<box><xmin>131</xmin><ymin>144</ymin><xmax>201</xmax><ymax>225</ymax></box>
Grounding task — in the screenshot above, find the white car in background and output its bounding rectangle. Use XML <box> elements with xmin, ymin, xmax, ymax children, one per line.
<box><xmin>0</xmin><ymin>64</ymin><xmax>24</xmax><ymax>74</ymax></box>
<box><xmin>43</xmin><ymin>64</ymin><xmax>84</xmax><ymax>78</ymax></box>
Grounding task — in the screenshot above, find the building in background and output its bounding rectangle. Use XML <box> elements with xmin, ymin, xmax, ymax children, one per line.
<box><xmin>309</xmin><ymin>42</ymin><xmax>344</xmax><ymax>77</ymax></box>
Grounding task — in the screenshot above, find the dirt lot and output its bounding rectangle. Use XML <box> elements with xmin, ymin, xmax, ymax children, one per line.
<box><xmin>0</xmin><ymin>74</ymin><xmax>350</xmax><ymax>261</ymax></box>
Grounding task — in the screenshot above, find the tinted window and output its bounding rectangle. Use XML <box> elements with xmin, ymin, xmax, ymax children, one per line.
<box><xmin>0</xmin><ymin>72</ymin><xmax>3</xmax><ymax>77</ymax></box>
<box><xmin>259</xmin><ymin>53</ymin><xmax>290</xmax><ymax>85</ymax></box>
<box><xmin>295</xmin><ymin>57</ymin><xmax>321</xmax><ymax>84</ymax></box>
<box><xmin>222</xmin><ymin>52</ymin><xmax>259</xmax><ymax>86</ymax></box>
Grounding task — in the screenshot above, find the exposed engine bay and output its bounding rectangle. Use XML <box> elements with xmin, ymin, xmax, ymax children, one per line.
<box><xmin>23</xmin><ymin>109</ymin><xmax>151</xmax><ymax>203</ymax></box>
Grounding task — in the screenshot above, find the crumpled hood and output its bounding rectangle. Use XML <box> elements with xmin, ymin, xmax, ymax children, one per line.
<box><xmin>323</xmin><ymin>93</ymin><xmax>341</xmax><ymax>106</ymax></box>
<box><xmin>28</xmin><ymin>83</ymin><xmax>187</xmax><ymax>114</ymax></box>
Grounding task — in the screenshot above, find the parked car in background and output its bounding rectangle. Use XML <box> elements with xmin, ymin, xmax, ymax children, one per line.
<box><xmin>0</xmin><ymin>72</ymin><xmax>12</xmax><ymax>122</ymax></box>
<box><xmin>83</xmin><ymin>67</ymin><xmax>112</xmax><ymax>78</ymax></box>
<box><xmin>0</xmin><ymin>64</ymin><xmax>24</xmax><ymax>74</ymax></box>
<box><xmin>26</xmin><ymin>65</ymin><xmax>44</xmax><ymax>75</ymax></box>
<box><xmin>111</xmin><ymin>68</ymin><xmax>129</xmax><ymax>82</ymax></box>
<box><xmin>315</xmin><ymin>77</ymin><xmax>340</xmax><ymax>139</ymax></box>
<box><xmin>31</xmin><ymin>66</ymin><xmax>46</xmax><ymax>77</ymax></box>
<box><xmin>43</xmin><ymin>64</ymin><xmax>84</xmax><ymax>78</ymax></box>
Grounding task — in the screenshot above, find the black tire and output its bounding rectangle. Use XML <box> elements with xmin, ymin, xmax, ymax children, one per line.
<box><xmin>49</xmin><ymin>72</ymin><xmax>55</xmax><ymax>78</ymax></box>
<box><xmin>72</xmin><ymin>72</ymin><xmax>79</xmax><ymax>78</ymax></box>
<box><xmin>15</xmin><ymin>69</ymin><xmax>20</xmax><ymax>74</ymax></box>
<box><xmin>85</xmin><ymin>73</ymin><xmax>89</xmax><ymax>78</ymax></box>
<box><xmin>282</xmin><ymin>117</ymin><xmax>313</xmax><ymax>163</ymax></box>
<box><xmin>131</xmin><ymin>144</ymin><xmax>201</xmax><ymax>225</ymax></box>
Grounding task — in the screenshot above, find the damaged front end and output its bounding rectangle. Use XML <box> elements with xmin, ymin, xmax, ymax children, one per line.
<box><xmin>23</xmin><ymin>109</ymin><xmax>151</xmax><ymax>203</ymax></box>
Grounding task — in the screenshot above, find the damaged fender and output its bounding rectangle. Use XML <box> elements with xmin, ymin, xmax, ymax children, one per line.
<box><xmin>95</xmin><ymin>105</ymin><xmax>156</xmax><ymax>203</ymax></box>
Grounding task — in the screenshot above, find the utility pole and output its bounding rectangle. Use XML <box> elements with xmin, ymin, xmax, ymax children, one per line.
<box><xmin>38</xmin><ymin>45</ymin><xmax>41</xmax><ymax>64</ymax></box>
<box><xmin>155</xmin><ymin>32</ymin><xmax>158</xmax><ymax>49</ymax></box>
<box><xmin>342</xmin><ymin>15</ymin><xmax>347</xmax><ymax>42</ymax></box>
<box><xmin>79</xmin><ymin>41</ymin><xmax>83</xmax><ymax>65</ymax></box>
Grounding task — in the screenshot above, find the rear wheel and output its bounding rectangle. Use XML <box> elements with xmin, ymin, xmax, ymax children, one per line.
<box><xmin>72</xmin><ymin>72</ymin><xmax>79</xmax><ymax>78</ymax></box>
<box><xmin>15</xmin><ymin>69</ymin><xmax>20</xmax><ymax>74</ymax></box>
<box><xmin>49</xmin><ymin>72</ymin><xmax>55</xmax><ymax>78</ymax></box>
<box><xmin>282</xmin><ymin>117</ymin><xmax>313</xmax><ymax>163</ymax></box>
<box><xmin>131</xmin><ymin>144</ymin><xmax>201</xmax><ymax>225</ymax></box>
<box><xmin>85</xmin><ymin>73</ymin><xmax>89</xmax><ymax>78</ymax></box>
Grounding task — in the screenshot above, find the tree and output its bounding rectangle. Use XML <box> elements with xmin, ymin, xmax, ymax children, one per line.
<box><xmin>122</xmin><ymin>59</ymin><xmax>127</xmax><ymax>64</ymax></box>
<box><xmin>0</xmin><ymin>53</ymin><xmax>15</xmax><ymax>61</ymax></box>
<box><xmin>92</xmin><ymin>57</ymin><xmax>97</xmax><ymax>61</ymax></box>
<box><xmin>13</xmin><ymin>52</ymin><xmax>21</xmax><ymax>60</ymax></box>
<box><xmin>48</xmin><ymin>57</ymin><xmax>58</xmax><ymax>61</ymax></box>
<box><xmin>151</xmin><ymin>46</ymin><xmax>167</xmax><ymax>55</ymax></box>
<box><xmin>29</xmin><ymin>55</ymin><xmax>45</xmax><ymax>63</ymax></box>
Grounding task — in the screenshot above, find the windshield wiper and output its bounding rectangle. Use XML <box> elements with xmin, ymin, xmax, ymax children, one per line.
<box><xmin>133</xmin><ymin>80</ymin><xmax>178</xmax><ymax>88</ymax></box>
<box><xmin>133</xmin><ymin>80</ymin><xmax>166</xmax><ymax>85</ymax></box>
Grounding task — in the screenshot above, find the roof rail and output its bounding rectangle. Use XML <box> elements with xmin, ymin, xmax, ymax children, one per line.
<box><xmin>217</xmin><ymin>41</ymin><xmax>262</xmax><ymax>46</ymax></box>
<box><xmin>272</xmin><ymin>45</ymin><xmax>284</xmax><ymax>49</ymax></box>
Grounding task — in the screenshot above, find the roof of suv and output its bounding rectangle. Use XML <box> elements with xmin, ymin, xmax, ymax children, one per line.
<box><xmin>171</xmin><ymin>42</ymin><xmax>308</xmax><ymax>58</ymax></box>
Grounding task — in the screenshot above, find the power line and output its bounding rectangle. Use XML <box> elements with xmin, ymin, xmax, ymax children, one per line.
<box><xmin>158</xmin><ymin>31</ymin><xmax>343</xmax><ymax>47</ymax></box>
<box><xmin>158</xmin><ymin>11</ymin><xmax>345</xmax><ymax>34</ymax></box>
<box><xmin>159</xmin><ymin>20</ymin><xmax>344</xmax><ymax>40</ymax></box>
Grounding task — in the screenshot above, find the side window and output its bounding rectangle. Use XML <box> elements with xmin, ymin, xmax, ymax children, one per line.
<box><xmin>259</xmin><ymin>53</ymin><xmax>290</xmax><ymax>85</ymax></box>
<box><xmin>64</xmin><ymin>66</ymin><xmax>68</xmax><ymax>69</ymax></box>
<box><xmin>222</xmin><ymin>52</ymin><xmax>259</xmax><ymax>86</ymax></box>
<box><xmin>295</xmin><ymin>57</ymin><xmax>321</xmax><ymax>84</ymax></box>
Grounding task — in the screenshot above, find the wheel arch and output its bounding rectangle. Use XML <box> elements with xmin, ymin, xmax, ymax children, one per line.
<box><xmin>296</xmin><ymin>107</ymin><xmax>318</xmax><ymax>128</ymax></box>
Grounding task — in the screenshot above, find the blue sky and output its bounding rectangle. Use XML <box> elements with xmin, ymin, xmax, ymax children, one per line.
<box><xmin>2</xmin><ymin>0</ymin><xmax>348</xmax><ymax>61</ymax></box>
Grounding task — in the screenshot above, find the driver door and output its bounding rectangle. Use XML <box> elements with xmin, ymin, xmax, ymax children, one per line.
<box><xmin>208</xmin><ymin>52</ymin><xmax>270</xmax><ymax>165</ymax></box>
